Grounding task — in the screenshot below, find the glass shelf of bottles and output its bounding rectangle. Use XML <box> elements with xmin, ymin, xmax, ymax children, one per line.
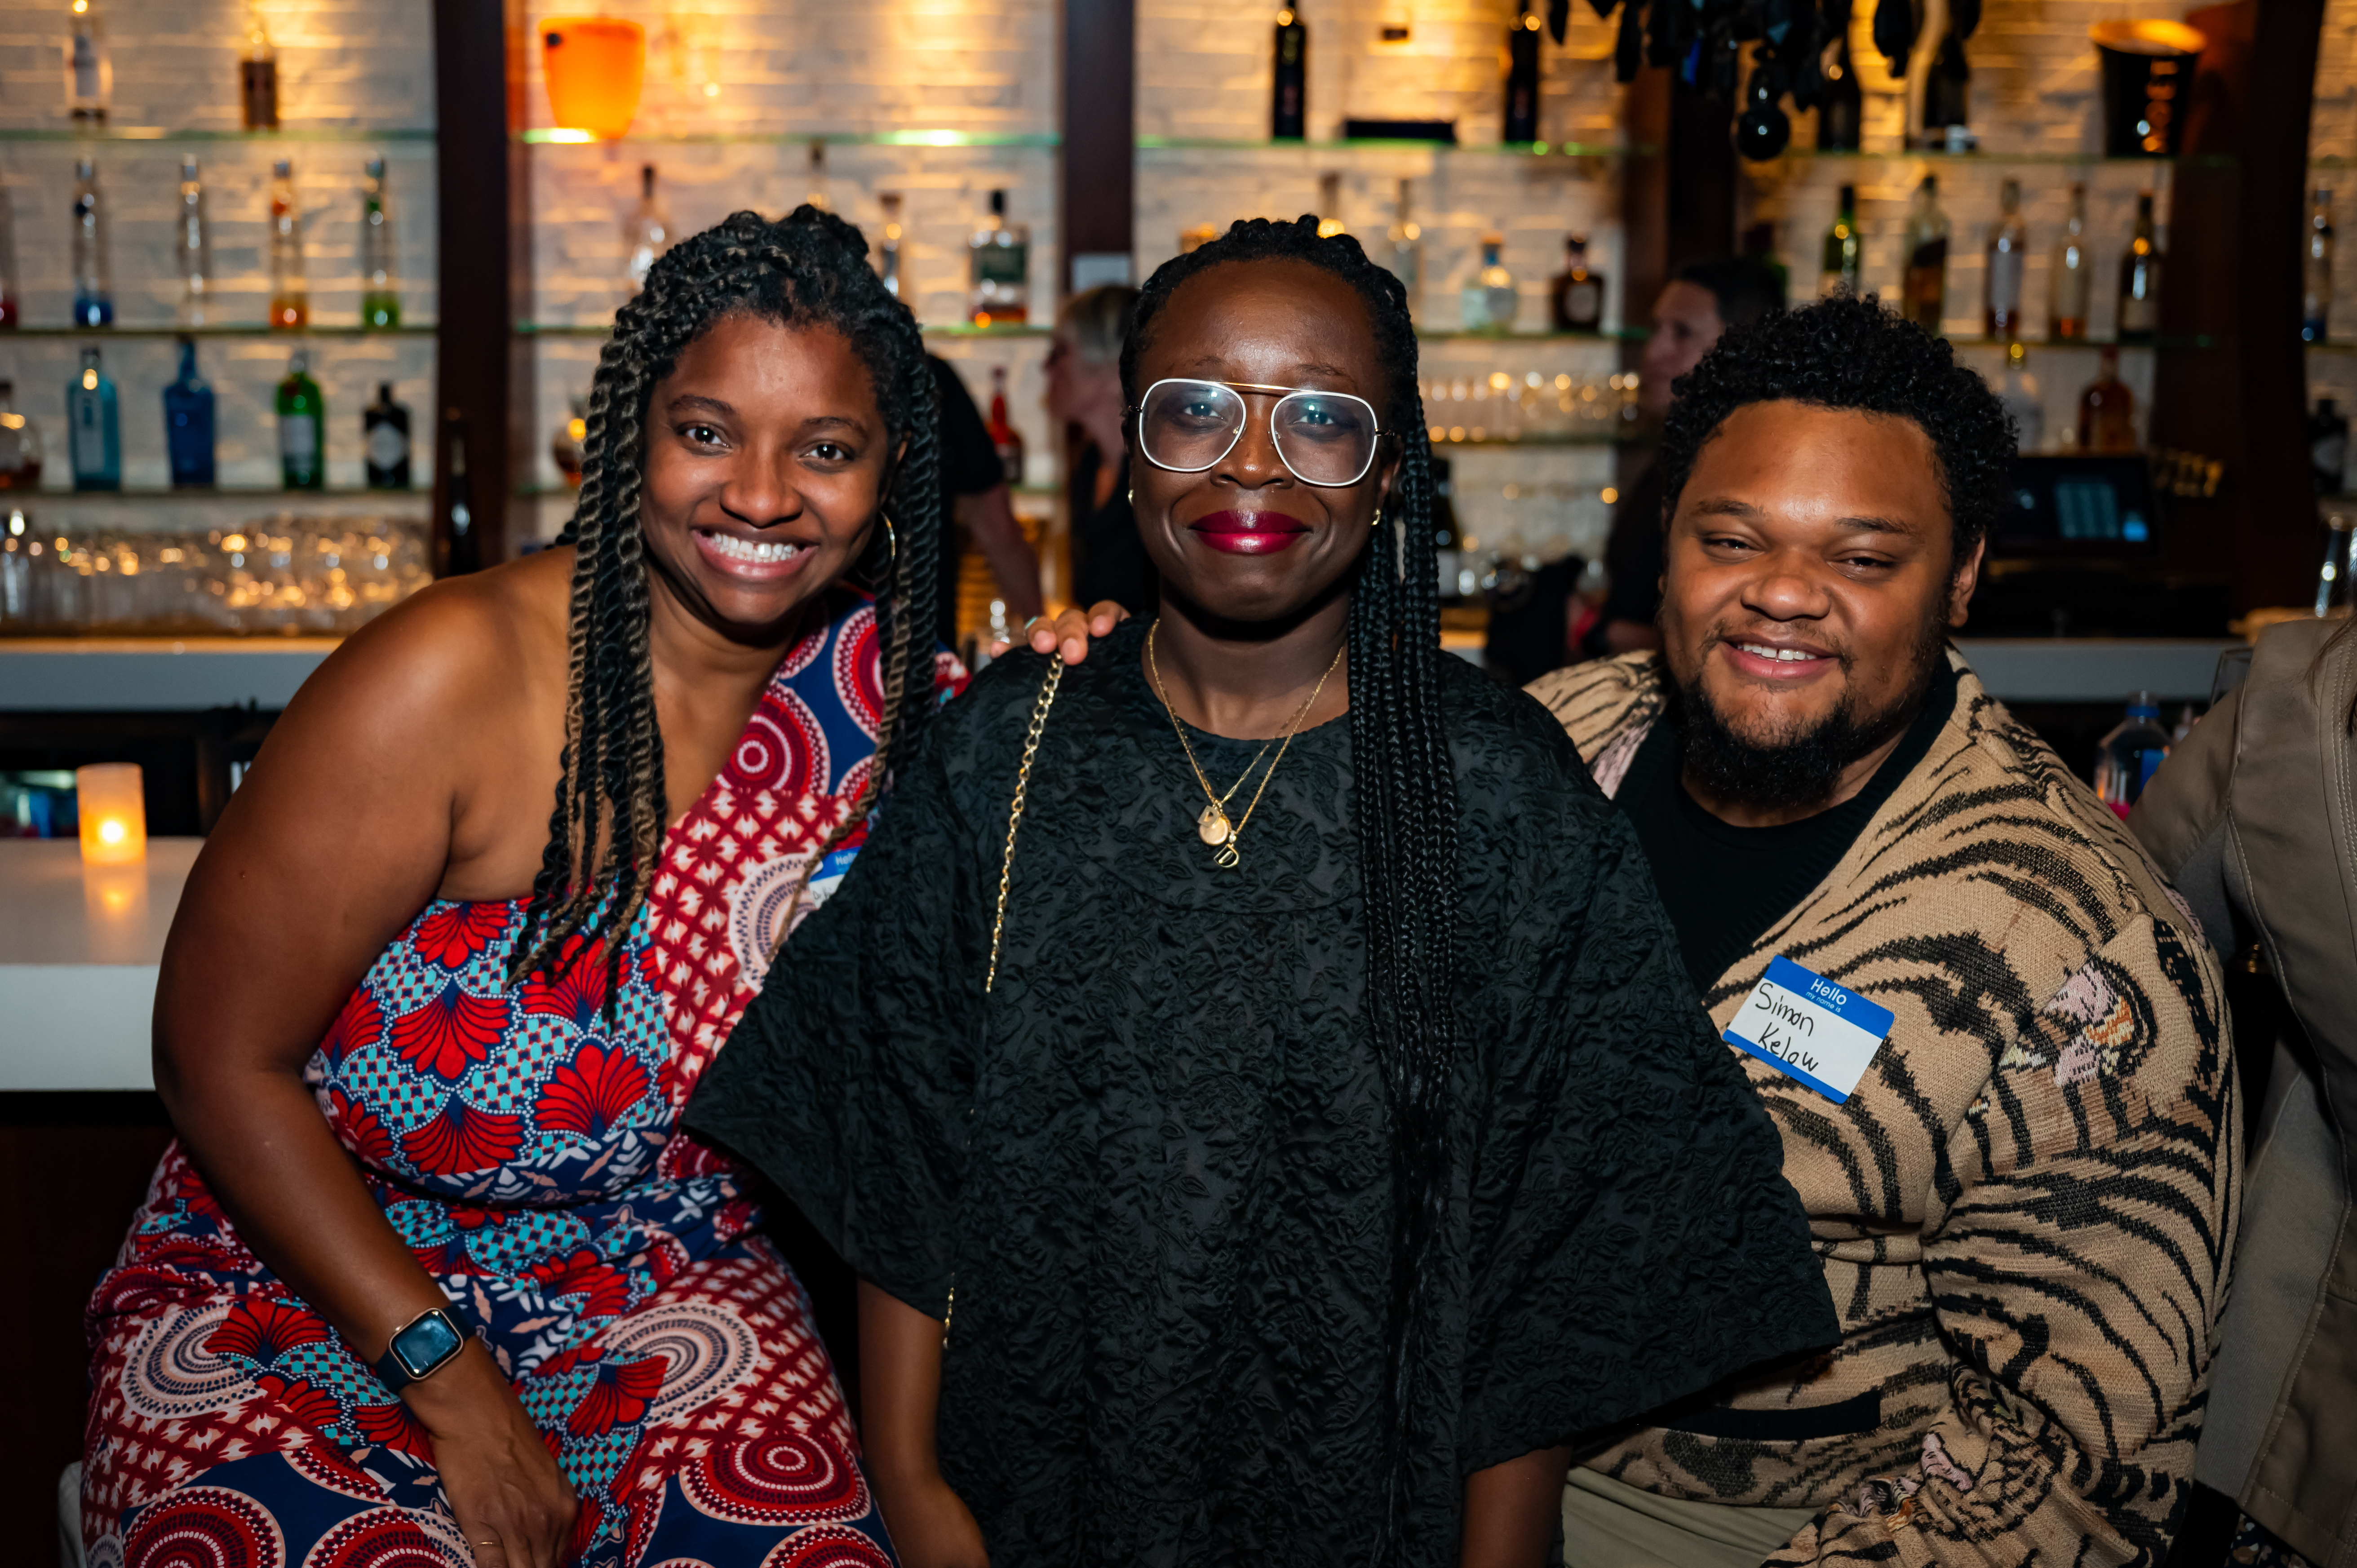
<box><xmin>1418</xmin><ymin>328</ymin><xmax>1643</xmax><ymax>343</ymax></box>
<box><xmin>0</xmin><ymin>127</ymin><xmax>435</xmax><ymax>144</ymax></box>
<box><xmin>7</xmin><ymin>487</ymin><xmax>422</xmax><ymax>501</ymax></box>
<box><xmin>512</xmin><ymin>321</ymin><xmax>1054</xmax><ymax>339</ymax></box>
<box><xmin>1137</xmin><ymin>137</ymin><xmax>1647</xmax><ymax>158</ymax></box>
<box><xmin>3</xmin><ymin>324</ymin><xmax>436</xmax><ymax>338</ymax></box>
<box><xmin>1754</xmin><ymin>147</ymin><xmax>2230</xmax><ymax>168</ymax></box>
<box><xmin>1942</xmin><ymin>334</ymin><xmax>2215</xmax><ymax>351</ymax></box>
<box><xmin>518</xmin><ymin>128</ymin><xmax>1059</xmax><ymax>149</ymax></box>
<box><xmin>1426</xmin><ymin>431</ymin><xmax>1632</xmax><ymax>448</ymax></box>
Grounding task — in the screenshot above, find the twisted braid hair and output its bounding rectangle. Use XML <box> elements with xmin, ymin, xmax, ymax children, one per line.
<box><xmin>1122</xmin><ymin>217</ymin><xmax>1459</xmax><ymax>1559</ymax></box>
<box><xmin>510</xmin><ymin>205</ymin><xmax>942</xmax><ymax>993</ymax></box>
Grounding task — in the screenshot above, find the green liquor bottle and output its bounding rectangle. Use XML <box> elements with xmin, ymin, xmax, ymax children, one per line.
<box><xmin>277</xmin><ymin>350</ymin><xmax>324</xmax><ymax>490</ymax></box>
<box><xmin>359</xmin><ymin>157</ymin><xmax>399</xmax><ymax>329</ymax></box>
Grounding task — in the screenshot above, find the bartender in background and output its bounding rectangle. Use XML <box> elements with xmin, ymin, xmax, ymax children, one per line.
<box><xmin>1048</xmin><ymin>284</ymin><xmax>1156</xmax><ymax>616</ymax></box>
<box><xmin>1583</xmin><ymin>256</ymin><xmax>1785</xmax><ymax>656</ymax></box>
<box><xmin>931</xmin><ymin>355</ymin><xmax>1044</xmax><ymax>647</ymax></box>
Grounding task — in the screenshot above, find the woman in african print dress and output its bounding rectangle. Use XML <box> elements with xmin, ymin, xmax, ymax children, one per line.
<box><xmin>78</xmin><ymin>208</ymin><xmax>1085</xmax><ymax>1568</ymax></box>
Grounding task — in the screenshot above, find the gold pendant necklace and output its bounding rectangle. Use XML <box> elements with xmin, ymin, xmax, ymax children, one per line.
<box><xmin>1148</xmin><ymin>620</ymin><xmax>1345</xmax><ymax>869</ymax></box>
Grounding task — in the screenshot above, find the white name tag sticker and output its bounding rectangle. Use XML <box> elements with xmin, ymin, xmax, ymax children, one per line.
<box><xmin>1723</xmin><ymin>956</ymin><xmax>1896</xmax><ymax>1105</ymax></box>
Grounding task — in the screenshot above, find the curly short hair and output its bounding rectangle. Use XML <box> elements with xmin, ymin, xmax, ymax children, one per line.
<box><xmin>1657</xmin><ymin>292</ymin><xmax>2016</xmax><ymax>572</ymax></box>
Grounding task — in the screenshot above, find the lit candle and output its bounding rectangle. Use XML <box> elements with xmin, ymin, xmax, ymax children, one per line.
<box><xmin>76</xmin><ymin>762</ymin><xmax>146</xmax><ymax>865</ymax></box>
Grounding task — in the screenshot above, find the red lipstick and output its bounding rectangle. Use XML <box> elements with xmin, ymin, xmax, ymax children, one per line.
<box><xmin>1189</xmin><ymin>509</ymin><xmax>1308</xmax><ymax>555</ymax></box>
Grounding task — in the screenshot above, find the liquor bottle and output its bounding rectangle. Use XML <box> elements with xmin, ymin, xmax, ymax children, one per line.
<box><xmin>987</xmin><ymin>366</ymin><xmax>1024</xmax><ymax>486</ymax></box>
<box><xmin>625</xmin><ymin>165</ymin><xmax>671</xmax><ymax>291</ymax></box>
<box><xmin>1921</xmin><ymin>27</ymin><xmax>1969</xmax><ymax>146</ymax></box>
<box><xmin>268</xmin><ymin>160</ymin><xmax>308</xmax><ymax>330</ymax></box>
<box><xmin>2078</xmin><ymin>345</ymin><xmax>2136</xmax><ymax>453</ymax></box>
<box><xmin>1272</xmin><ymin>5</ymin><xmax>1307</xmax><ymax>140</ymax></box>
<box><xmin>1816</xmin><ymin>38</ymin><xmax>1863</xmax><ymax>151</ymax></box>
<box><xmin>67</xmin><ymin>348</ymin><xmax>120</xmax><ymax>492</ymax></box>
<box><xmin>877</xmin><ymin>192</ymin><xmax>905</xmax><ymax>299</ymax></box>
<box><xmin>2304</xmin><ymin>187</ymin><xmax>2334</xmax><ymax>344</ymax></box>
<box><xmin>441</xmin><ymin>409</ymin><xmax>480</xmax><ymax>576</ymax></box>
<box><xmin>174</xmin><ymin>158</ymin><xmax>215</xmax><ymax>328</ymax></box>
<box><xmin>2094</xmin><ymin>693</ymin><xmax>2171</xmax><ymax>817</ymax></box>
<box><xmin>1316</xmin><ymin>172</ymin><xmax>1345</xmax><ymax>239</ymax></box>
<box><xmin>1503</xmin><ymin>4</ymin><xmax>1542</xmax><ymax>145</ymax></box>
<box><xmin>1461</xmin><ymin>234</ymin><xmax>1517</xmax><ymax>331</ymax></box>
<box><xmin>1985</xmin><ymin>177</ymin><xmax>2029</xmax><ymax>341</ymax></box>
<box><xmin>1550</xmin><ymin>235</ymin><xmax>1604</xmax><ymax>332</ymax></box>
<box><xmin>163</xmin><ymin>337</ymin><xmax>216</xmax><ymax>489</ymax></box>
<box><xmin>364</xmin><ymin>383</ymin><xmax>411</xmax><ymax>490</ymax></box>
<box><xmin>277</xmin><ymin>351</ymin><xmax>325</xmax><ymax>490</ymax></box>
<box><xmin>2049</xmin><ymin>182</ymin><xmax>2091</xmax><ymax>341</ymax></box>
<box><xmin>241</xmin><ymin>8</ymin><xmax>279</xmax><ymax>130</ymax></box>
<box><xmin>360</xmin><ymin>158</ymin><xmax>400</xmax><ymax>329</ymax></box>
<box><xmin>966</xmin><ymin>189</ymin><xmax>1030</xmax><ymax>326</ymax></box>
<box><xmin>1431</xmin><ymin>455</ymin><xmax>1466</xmax><ymax>598</ymax></box>
<box><xmin>1385</xmin><ymin>179</ymin><xmax>1422</xmax><ymax>320</ymax></box>
<box><xmin>552</xmin><ymin>396</ymin><xmax>587</xmax><ymax>486</ymax></box>
<box><xmin>71</xmin><ymin>159</ymin><xmax>112</xmax><ymax>328</ymax></box>
<box><xmin>0</xmin><ymin>383</ymin><xmax>45</xmax><ymax>489</ymax></box>
<box><xmin>1901</xmin><ymin>175</ymin><xmax>1949</xmax><ymax>332</ymax></box>
<box><xmin>2313</xmin><ymin>394</ymin><xmax>2349</xmax><ymax>496</ymax></box>
<box><xmin>2117</xmin><ymin>191</ymin><xmax>2162</xmax><ymax>344</ymax></box>
<box><xmin>1819</xmin><ymin>184</ymin><xmax>1862</xmax><ymax>298</ymax></box>
<box><xmin>0</xmin><ymin>184</ymin><xmax>18</xmax><ymax>328</ymax></box>
<box><xmin>1995</xmin><ymin>340</ymin><xmax>2042</xmax><ymax>452</ymax></box>
<box><xmin>66</xmin><ymin>0</ymin><xmax>111</xmax><ymax>122</ymax></box>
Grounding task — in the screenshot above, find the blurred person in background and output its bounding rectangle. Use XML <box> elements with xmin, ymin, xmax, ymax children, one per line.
<box><xmin>932</xmin><ymin>354</ymin><xmax>1043</xmax><ymax>645</ymax></box>
<box><xmin>1048</xmin><ymin>283</ymin><xmax>1157</xmax><ymax>616</ymax></box>
<box><xmin>2133</xmin><ymin>617</ymin><xmax>2357</xmax><ymax>1568</ymax></box>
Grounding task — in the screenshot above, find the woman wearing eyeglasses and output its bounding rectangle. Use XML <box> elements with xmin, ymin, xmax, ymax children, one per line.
<box><xmin>686</xmin><ymin>218</ymin><xmax>1836</xmax><ymax>1568</ymax></box>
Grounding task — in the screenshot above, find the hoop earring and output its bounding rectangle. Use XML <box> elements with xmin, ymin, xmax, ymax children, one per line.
<box><xmin>882</xmin><ymin>514</ymin><xmax>899</xmax><ymax>569</ymax></box>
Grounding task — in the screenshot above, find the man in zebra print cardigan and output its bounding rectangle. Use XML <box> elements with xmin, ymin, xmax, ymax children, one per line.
<box><xmin>1530</xmin><ymin>295</ymin><xmax>2238</xmax><ymax>1568</ymax></box>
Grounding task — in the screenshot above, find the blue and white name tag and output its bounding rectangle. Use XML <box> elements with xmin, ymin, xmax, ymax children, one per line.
<box><xmin>727</xmin><ymin>844</ymin><xmax>863</xmax><ymax>990</ymax></box>
<box><xmin>1723</xmin><ymin>956</ymin><xmax>1895</xmax><ymax>1105</ymax></box>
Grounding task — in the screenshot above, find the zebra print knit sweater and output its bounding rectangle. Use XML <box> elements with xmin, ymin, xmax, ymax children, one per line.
<box><xmin>1529</xmin><ymin>651</ymin><xmax>2241</xmax><ymax>1568</ymax></box>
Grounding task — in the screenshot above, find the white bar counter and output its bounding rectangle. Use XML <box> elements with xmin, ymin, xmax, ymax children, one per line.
<box><xmin>0</xmin><ymin>637</ymin><xmax>340</xmax><ymax>712</ymax></box>
<box><xmin>0</xmin><ymin>839</ymin><xmax>196</xmax><ymax>1090</ymax></box>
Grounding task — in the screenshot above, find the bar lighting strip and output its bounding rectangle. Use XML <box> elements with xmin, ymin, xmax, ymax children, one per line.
<box><xmin>0</xmin><ymin>127</ymin><xmax>435</xmax><ymax>143</ymax></box>
<box><xmin>1137</xmin><ymin>137</ymin><xmax>1650</xmax><ymax>157</ymax></box>
<box><xmin>519</xmin><ymin>129</ymin><xmax>1061</xmax><ymax>148</ymax></box>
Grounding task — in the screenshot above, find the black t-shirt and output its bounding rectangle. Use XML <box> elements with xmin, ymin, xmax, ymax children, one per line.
<box><xmin>1615</xmin><ymin>661</ymin><xmax>1960</xmax><ymax>995</ymax></box>
<box><xmin>1595</xmin><ymin>460</ymin><xmax>1668</xmax><ymax>636</ymax></box>
<box><xmin>930</xmin><ymin>356</ymin><xmax>1008</xmax><ymax>647</ymax></box>
<box><xmin>1069</xmin><ymin>447</ymin><xmax>1158</xmax><ymax>616</ymax></box>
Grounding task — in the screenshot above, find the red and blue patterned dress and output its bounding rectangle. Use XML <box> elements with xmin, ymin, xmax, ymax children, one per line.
<box><xmin>82</xmin><ymin>589</ymin><xmax>957</xmax><ymax>1568</ymax></box>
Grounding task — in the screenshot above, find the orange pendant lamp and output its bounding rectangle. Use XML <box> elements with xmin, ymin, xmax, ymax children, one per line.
<box><xmin>542</xmin><ymin>17</ymin><xmax>647</xmax><ymax>141</ymax></box>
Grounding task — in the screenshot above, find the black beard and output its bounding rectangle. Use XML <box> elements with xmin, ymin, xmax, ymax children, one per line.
<box><xmin>1667</xmin><ymin>624</ymin><xmax>1947</xmax><ymax>812</ymax></box>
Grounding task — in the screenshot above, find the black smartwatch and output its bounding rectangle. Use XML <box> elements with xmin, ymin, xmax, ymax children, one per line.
<box><xmin>371</xmin><ymin>1306</ymin><xmax>468</xmax><ymax>1392</ymax></box>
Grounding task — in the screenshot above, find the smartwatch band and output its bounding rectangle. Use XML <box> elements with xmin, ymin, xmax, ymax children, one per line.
<box><xmin>371</xmin><ymin>1305</ymin><xmax>468</xmax><ymax>1392</ymax></box>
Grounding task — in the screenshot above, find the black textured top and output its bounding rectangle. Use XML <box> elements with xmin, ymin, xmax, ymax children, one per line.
<box><xmin>686</xmin><ymin>618</ymin><xmax>1838</xmax><ymax>1568</ymax></box>
<box><xmin>1614</xmin><ymin>661</ymin><xmax>1962</xmax><ymax>992</ymax></box>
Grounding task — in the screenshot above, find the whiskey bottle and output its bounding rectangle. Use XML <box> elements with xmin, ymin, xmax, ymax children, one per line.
<box><xmin>241</xmin><ymin>8</ymin><xmax>279</xmax><ymax>130</ymax></box>
<box><xmin>1995</xmin><ymin>339</ymin><xmax>2042</xmax><ymax>452</ymax></box>
<box><xmin>0</xmin><ymin>382</ymin><xmax>43</xmax><ymax>489</ymax></box>
<box><xmin>1901</xmin><ymin>176</ymin><xmax>1949</xmax><ymax>332</ymax></box>
<box><xmin>1550</xmin><ymin>235</ymin><xmax>1604</xmax><ymax>332</ymax></box>
<box><xmin>71</xmin><ymin>159</ymin><xmax>112</xmax><ymax>328</ymax></box>
<box><xmin>2049</xmin><ymin>182</ymin><xmax>2091</xmax><ymax>341</ymax></box>
<box><xmin>877</xmin><ymin>192</ymin><xmax>905</xmax><ymax>299</ymax></box>
<box><xmin>175</xmin><ymin>158</ymin><xmax>215</xmax><ymax>328</ymax></box>
<box><xmin>2304</xmin><ymin>187</ymin><xmax>2334</xmax><ymax>344</ymax></box>
<box><xmin>2116</xmin><ymin>191</ymin><xmax>2161</xmax><ymax>344</ymax></box>
<box><xmin>440</xmin><ymin>410</ymin><xmax>480</xmax><ymax>576</ymax></box>
<box><xmin>625</xmin><ymin>165</ymin><xmax>671</xmax><ymax>292</ymax></box>
<box><xmin>966</xmin><ymin>190</ymin><xmax>1030</xmax><ymax>326</ymax></box>
<box><xmin>987</xmin><ymin>366</ymin><xmax>1024</xmax><ymax>485</ymax></box>
<box><xmin>1461</xmin><ymin>233</ymin><xmax>1518</xmax><ymax>332</ymax></box>
<box><xmin>364</xmin><ymin>383</ymin><xmax>411</xmax><ymax>490</ymax></box>
<box><xmin>1816</xmin><ymin>39</ymin><xmax>1863</xmax><ymax>151</ymax></box>
<box><xmin>1385</xmin><ymin>179</ymin><xmax>1422</xmax><ymax>320</ymax></box>
<box><xmin>1819</xmin><ymin>185</ymin><xmax>1861</xmax><ymax>299</ymax></box>
<box><xmin>2078</xmin><ymin>345</ymin><xmax>2135</xmax><ymax>453</ymax></box>
<box><xmin>277</xmin><ymin>351</ymin><xmax>325</xmax><ymax>490</ymax></box>
<box><xmin>1272</xmin><ymin>6</ymin><xmax>1308</xmax><ymax>140</ymax></box>
<box><xmin>1316</xmin><ymin>172</ymin><xmax>1344</xmax><ymax>238</ymax></box>
<box><xmin>163</xmin><ymin>337</ymin><xmax>216</xmax><ymax>489</ymax></box>
<box><xmin>552</xmin><ymin>397</ymin><xmax>587</xmax><ymax>487</ymax></box>
<box><xmin>67</xmin><ymin>348</ymin><xmax>120</xmax><ymax>492</ymax></box>
<box><xmin>1503</xmin><ymin>4</ymin><xmax>1542</xmax><ymax>145</ymax></box>
<box><xmin>268</xmin><ymin>160</ymin><xmax>309</xmax><ymax>330</ymax></box>
<box><xmin>66</xmin><ymin>0</ymin><xmax>110</xmax><ymax>122</ymax></box>
<box><xmin>360</xmin><ymin>158</ymin><xmax>399</xmax><ymax>329</ymax></box>
<box><xmin>1985</xmin><ymin>177</ymin><xmax>2028</xmax><ymax>341</ymax></box>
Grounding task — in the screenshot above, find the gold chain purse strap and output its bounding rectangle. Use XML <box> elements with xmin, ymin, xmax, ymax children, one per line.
<box><xmin>950</xmin><ymin>657</ymin><xmax>1064</xmax><ymax>1350</ymax></box>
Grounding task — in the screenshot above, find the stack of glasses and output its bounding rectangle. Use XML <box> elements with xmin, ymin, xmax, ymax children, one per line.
<box><xmin>0</xmin><ymin>515</ymin><xmax>428</xmax><ymax>635</ymax></box>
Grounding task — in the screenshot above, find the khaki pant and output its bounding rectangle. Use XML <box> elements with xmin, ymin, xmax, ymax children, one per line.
<box><xmin>1562</xmin><ymin>1468</ymin><xmax>1817</xmax><ymax>1568</ymax></box>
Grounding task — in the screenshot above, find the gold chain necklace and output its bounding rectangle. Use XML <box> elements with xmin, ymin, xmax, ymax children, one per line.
<box><xmin>1147</xmin><ymin>620</ymin><xmax>1345</xmax><ymax>869</ymax></box>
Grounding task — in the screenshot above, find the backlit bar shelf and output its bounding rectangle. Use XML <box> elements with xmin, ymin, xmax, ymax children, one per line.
<box><xmin>1753</xmin><ymin>148</ymin><xmax>2229</xmax><ymax>168</ymax></box>
<box><xmin>1943</xmin><ymin>334</ymin><xmax>2215</xmax><ymax>350</ymax></box>
<box><xmin>0</xmin><ymin>127</ymin><xmax>434</xmax><ymax>144</ymax></box>
<box><xmin>518</xmin><ymin>128</ymin><xmax>1059</xmax><ymax>148</ymax></box>
<box><xmin>1419</xmin><ymin>328</ymin><xmax>1645</xmax><ymax>343</ymax></box>
<box><xmin>3</xmin><ymin>324</ymin><xmax>438</xmax><ymax>339</ymax></box>
<box><xmin>7</xmin><ymin>487</ymin><xmax>423</xmax><ymax>502</ymax></box>
<box><xmin>514</xmin><ymin>321</ymin><xmax>1054</xmax><ymax>339</ymax></box>
<box><xmin>1426</xmin><ymin>431</ymin><xmax>1634</xmax><ymax>448</ymax></box>
<box><xmin>515</xmin><ymin>483</ymin><xmax>1063</xmax><ymax>500</ymax></box>
<box><xmin>1138</xmin><ymin>137</ymin><xmax>1646</xmax><ymax>158</ymax></box>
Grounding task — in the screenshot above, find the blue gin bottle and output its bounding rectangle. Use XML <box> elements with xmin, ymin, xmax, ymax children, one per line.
<box><xmin>71</xmin><ymin>158</ymin><xmax>113</xmax><ymax>328</ymax></box>
<box><xmin>67</xmin><ymin>347</ymin><xmax>120</xmax><ymax>491</ymax></box>
<box><xmin>163</xmin><ymin>335</ymin><xmax>216</xmax><ymax>488</ymax></box>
